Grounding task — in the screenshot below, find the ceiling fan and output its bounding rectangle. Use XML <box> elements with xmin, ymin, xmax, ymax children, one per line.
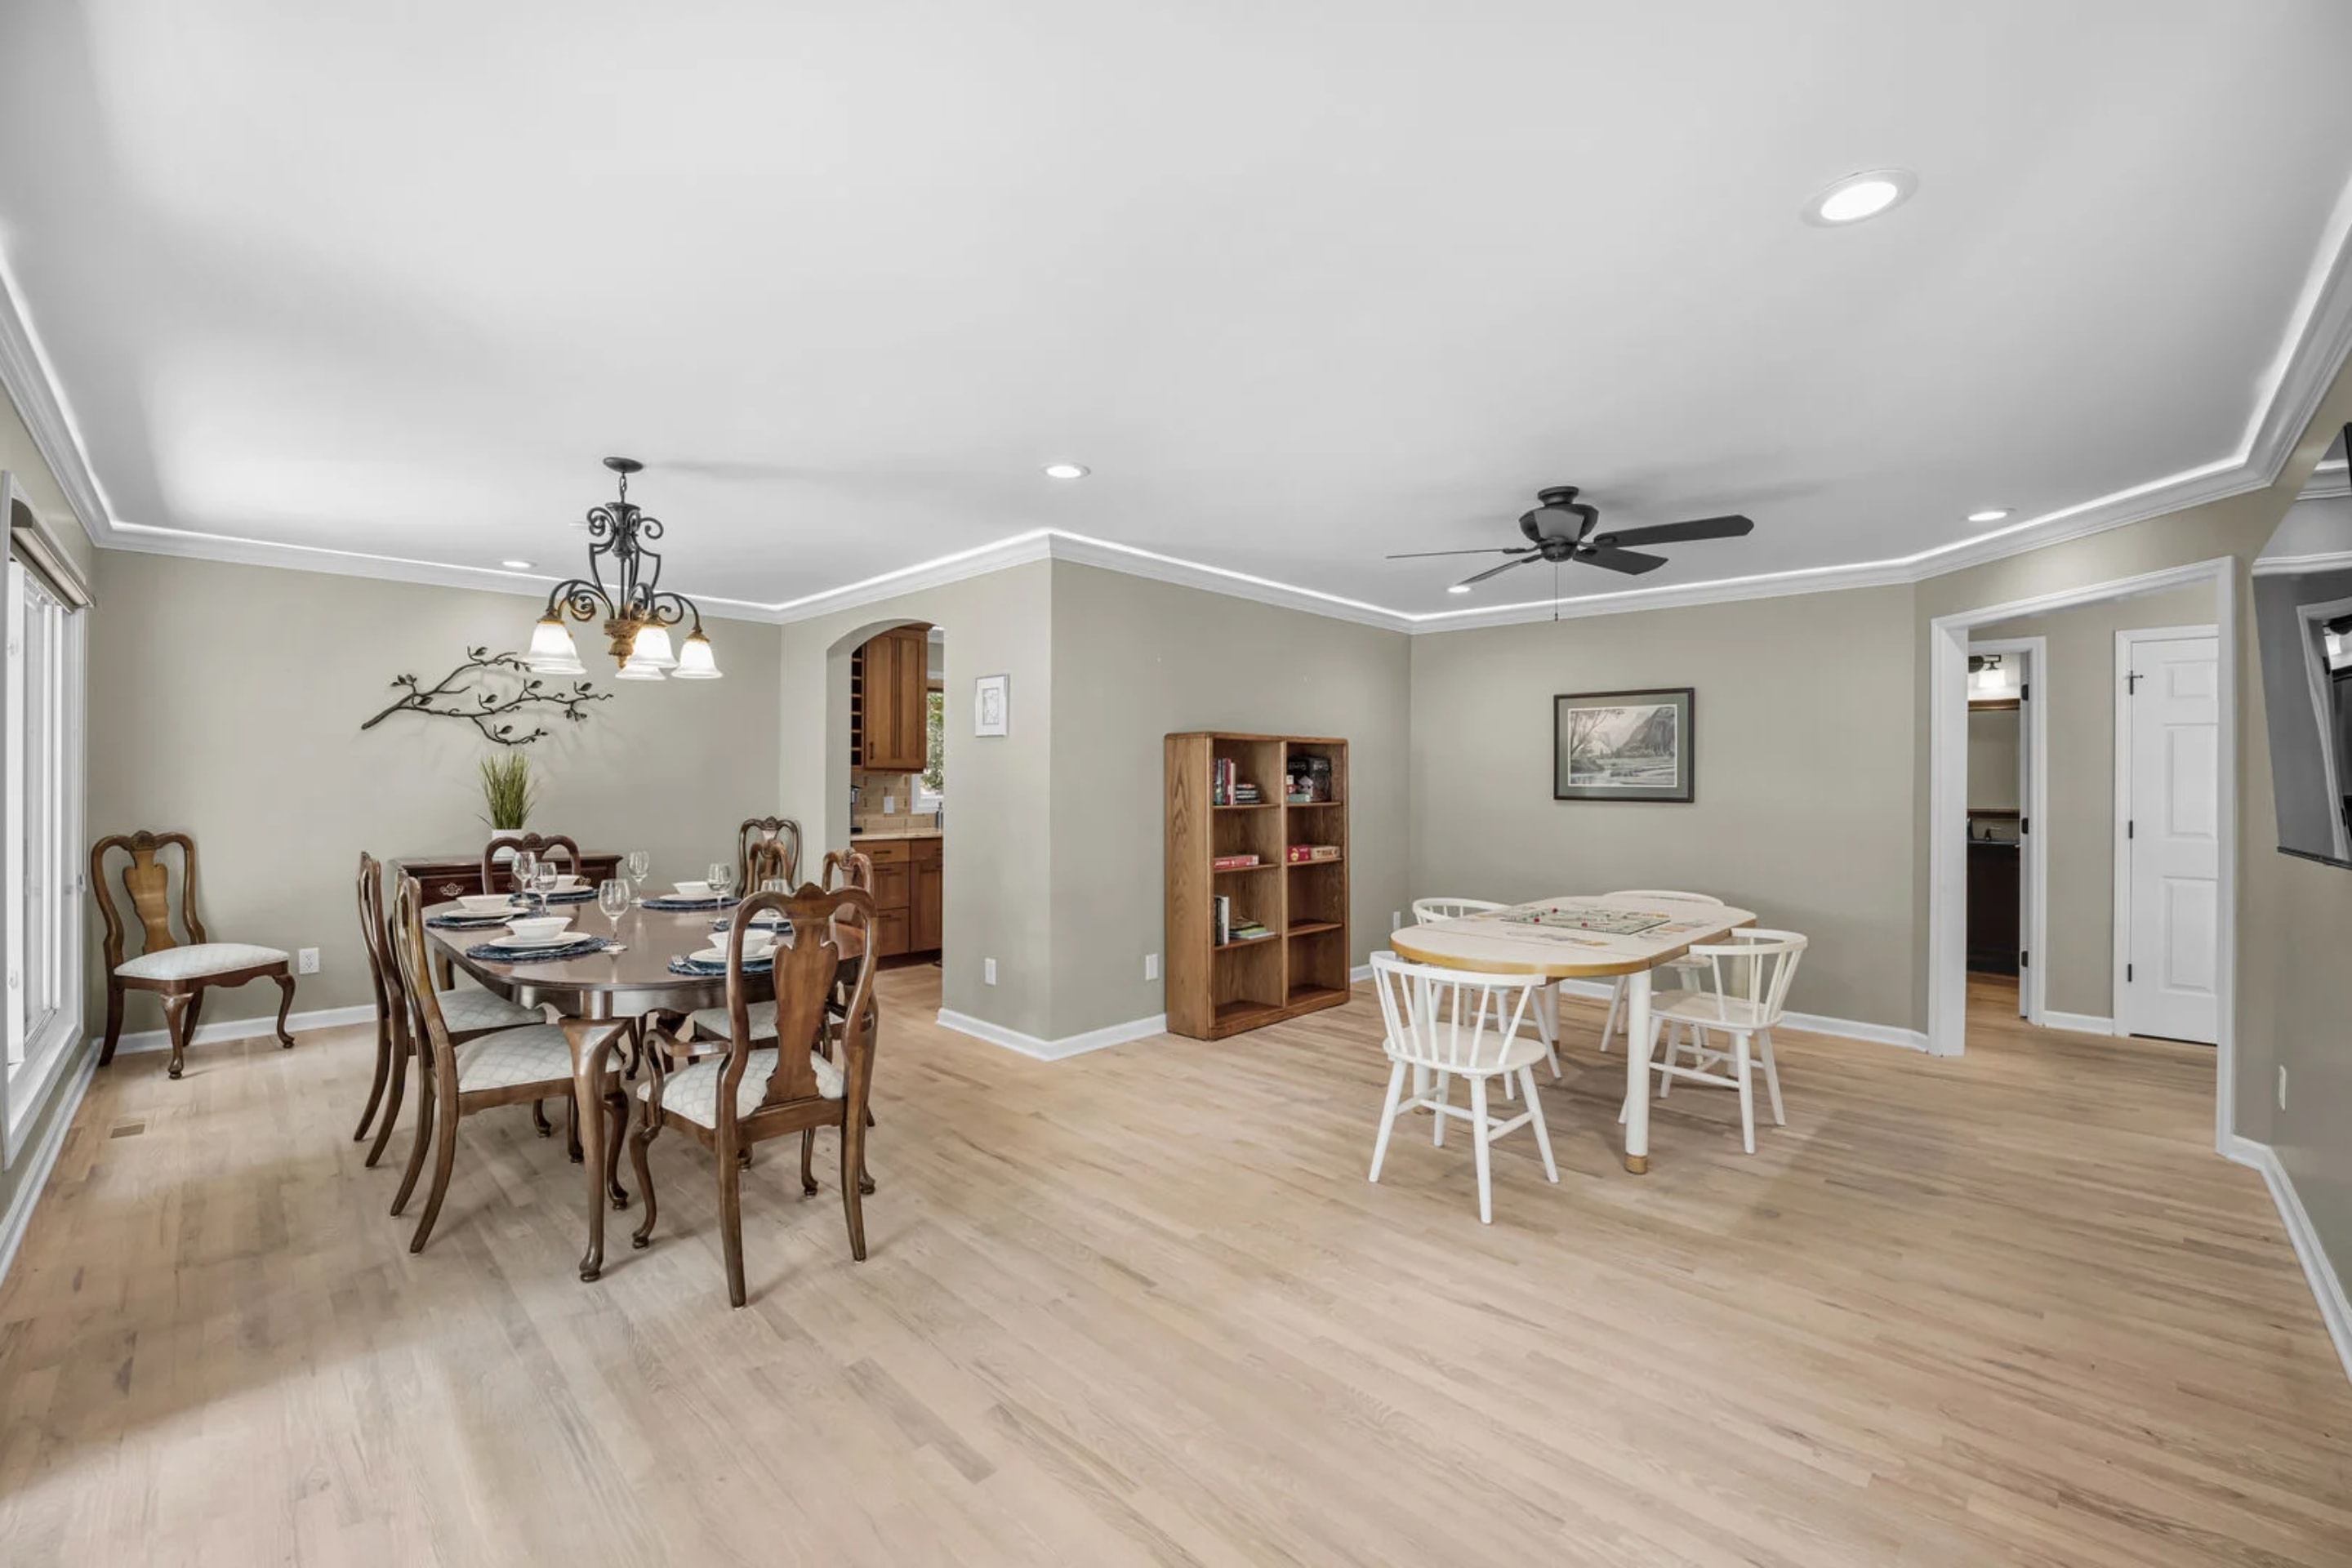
<box><xmin>1388</xmin><ymin>486</ymin><xmax>1755</xmax><ymax>593</ymax></box>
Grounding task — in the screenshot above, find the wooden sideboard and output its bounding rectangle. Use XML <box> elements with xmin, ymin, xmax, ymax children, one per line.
<box><xmin>390</xmin><ymin>850</ymin><xmax>625</xmax><ymax>903</ymax></box>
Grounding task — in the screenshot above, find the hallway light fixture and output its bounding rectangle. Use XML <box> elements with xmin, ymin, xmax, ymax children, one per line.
<box><xmin>525</xmin><ymin>457</ymin><xmax>721</xmax><ymax>683</ymax></box>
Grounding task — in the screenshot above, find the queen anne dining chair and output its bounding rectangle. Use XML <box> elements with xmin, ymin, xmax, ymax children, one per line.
<box><xmin>351</xmin><ymin>853</ymin><xmax>540</xmax><ymax>1163</ymax></box>
<box><xmin>629</xmin><ymin>883</ymin><xmax>881</xmax><ymax>1307</ymax></box>
<box><xmin>386</xmin><ymin>875</ymin><xmax>631</xmax><ymax>1252</ymax></box>
<box><xmin>1597</xmin><ymin>889</ymin><xmax>1726</xmax><ymax>1052</ymax></box>
<box><xmin>479</xmin><ymin>831</ymin><xmax>582</xmax><ymax>891</ymax></box>
<box><xmin>1410</xmin><ymin>898</ymin><xmax>1562</xmax><ymax>1092</ymax></box>
<box><xmin>688</xmin><ymin>850</ymin><xmax>872</xmax><ymax>1048</ymax></box>
<box><xmin>92</xmin><ymin>830</ymin><xmax>296</xmax><ymax>1080</ymax></box>
<box><xmin>1367</xmin><ymin>951</ymin><xmax>1559</xmax><ymax>1224</ymax></box>
<box><xmin>737</xmin><ymin>816</ymin><xmax>802</xmax><ymax>891</ymax></box>
<box><xmin>1629</xmin><ymin>928</ymin><xmax>1806</xmax><ymax>1154</ymax></box>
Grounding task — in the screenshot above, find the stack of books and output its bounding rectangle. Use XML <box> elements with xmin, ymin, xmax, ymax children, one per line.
<box><xmin>1212</xmin><ymin>853</ymin><xmax>1261</xmax><ymax>870</ymax></box>
<box><xmin>1212</xmin><ymin>894</ymin><xmax>1272</xmax><ymax>945</ymax></box>
<box><xmin>1209</xmin><ymin>757</ymin><xmax>1260</xmax><ymax>805</ymax></box>
<box><xmin>1285</xmin><ymin>844</ymin><xmax>1341</xmax><ymax>864</ymax></box>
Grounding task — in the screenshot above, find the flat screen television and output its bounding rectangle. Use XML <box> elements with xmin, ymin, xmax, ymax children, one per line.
<box><xmin>2256</xmin><ymin>423</ymin><xmax>2352</xmax><ymax>866</ymax></box>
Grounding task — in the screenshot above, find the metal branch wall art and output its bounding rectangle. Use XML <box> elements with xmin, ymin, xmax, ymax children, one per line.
<box><xmin>361</xmin><ymin>647</ymin><xmax>612</xmax><ymax>746</ymax></box>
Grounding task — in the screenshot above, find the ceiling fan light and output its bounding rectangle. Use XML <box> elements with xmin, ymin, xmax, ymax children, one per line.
<box><xmin>630</xmin><ymin>624</ymin><xmax>678</xmax><ymax>669</ymax></box>
<box><xmin>671</xmin><ymin>629</ymin><xmax>723</xmax><ymax>679</ymax></box>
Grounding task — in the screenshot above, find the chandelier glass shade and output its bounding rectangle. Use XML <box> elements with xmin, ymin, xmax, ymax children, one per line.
<box><xmin>526</xmin><ymin>457</ymin><xmax>721</xmax><ymax>682</ymax></box>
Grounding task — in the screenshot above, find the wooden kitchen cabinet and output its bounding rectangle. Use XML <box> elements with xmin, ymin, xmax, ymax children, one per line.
<box><xmin>856</xmin><ymin>625</ymin><xmax>931</xmax><ymax>772</ymax></box>
<box><xmin>911</xmin><ymin>837</ymin><xmax>942</xmax><ymax>951</ymax></box>
<box><xmin>849</xmin><ymin>835</ymin><xmax>942</xmax><ymax>960</ymax></box>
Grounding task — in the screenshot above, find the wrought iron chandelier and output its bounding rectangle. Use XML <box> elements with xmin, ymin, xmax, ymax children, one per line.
<box><xmin>525</xmin><ymin>457</ymin><xmax>721</xmax><ymax>682</ymax></box>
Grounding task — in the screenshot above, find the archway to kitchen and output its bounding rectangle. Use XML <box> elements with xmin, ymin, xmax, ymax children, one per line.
<box><xmin>822</xmin><ymin>617</ymin><xmax>946</xmax><ymax>974</ymax></box>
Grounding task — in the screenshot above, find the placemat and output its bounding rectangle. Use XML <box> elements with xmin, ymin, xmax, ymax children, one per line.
<box><xmin>465</xmin><ymin>935</ymin><xmax>613</xmax><ymax>963</ymax></box>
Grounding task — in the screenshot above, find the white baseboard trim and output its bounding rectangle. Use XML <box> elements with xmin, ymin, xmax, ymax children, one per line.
<box><xmin>2225</xmin><ymin>1134</ymin><xmax>2352</xmax><ymax>1387</ymax></box>
<box><xmin>0</xmin><ymin>1044</ymin><xmax>96</xmax><ymax>1290</ymax></box>
<box><xmin>103</xmin><ymin>1002</ymin><xmax>376</xmax><ymax>1058</ymax></box>
<box><xmin>1544</xmin><ymin>978</ymin><xmax>1931</xmax><ymax>1053</ymax></box>
<box><xmin>2042</xmin><ymin>1010</ymin><xmax>2116</xmax><ymax>1036</ymax></box>
<box><xmin>935</xmin><ymin>1008</ymin><xmax>1169</xmax><ymax>1062</ymax></box>
<box><xmin>1350</xmin><ymin>963</ymin><xmax>1371</xmax><ymax>984</ymax></box>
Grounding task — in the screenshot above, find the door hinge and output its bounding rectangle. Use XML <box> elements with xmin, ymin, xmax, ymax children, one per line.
<box><xmin>2020</xmin><ymin>816</ymin><xmax>2029</xmax><ymax>835</ymax></box>
<box><xmin>2021</xmin><ymin>682</ymin><xmax>2030</xmax><ymax>701</ymax></box>
<box><xmin>2127</xmin><ymin>819</ymin><xmax>2134</xmax><ymax>840</ymax></box>
<box><xmin>2020</xmin><ymin>950</ymin><xmax>2029</xmax><ymax>969</ymax></box>
<box><xmin>2126</xmin><ymin>670</ymin><xmax>2142</xmax><ymax>694</ymax></box>
<box><xmin>2127</xmin><ymin>963</ymin><xmax>2135</xmax><ymax>982</ymax></box>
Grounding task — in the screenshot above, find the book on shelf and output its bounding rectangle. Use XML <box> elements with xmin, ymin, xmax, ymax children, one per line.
<box><xmin>1285</xmin><ymin>844</ymin><xmax>1341</xmax><ymax>863</ymax></box>
<box><xmin>1283</xmin><ymin>754</ymin><xmax>1334</xmax><ymax>804</ymax></box>
<box><xmin>1210</xmin><ymin>756</ymin><xmax>1262</xmax><ymax>807</ymax></box>
<box><xmin>1213</xmin><ymin>893</ymin><xmax>1230</xmax><ymax>945</ymax></box>
<box><xmin>1227</xmin><ymin>920</ymin><xmax>1272</xmax><ymax>942</ymax></box>
<box><xmin>1212</xmin><ymin>853</ymin><xmax>1261</xmax><ymax>870</ymax></box>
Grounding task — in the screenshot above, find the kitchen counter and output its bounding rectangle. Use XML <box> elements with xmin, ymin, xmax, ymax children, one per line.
<box><xmin>850</xmin><ymin>826</ymin><xmax>943</xmax><ymax>841</ymax></box>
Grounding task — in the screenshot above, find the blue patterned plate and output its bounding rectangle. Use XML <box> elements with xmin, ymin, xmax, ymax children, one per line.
<box><xmin>667</xmin><ymin>953</ymin><xmax>773</xmax><ymax>976</ymax></box>
<box><xmin>466</xmin><ymin>935</ymin><xmax>612</xmax><ymax>963</ymax></box>
<box><xmin>643</xmin><ymin>894</ymin><xmax>737</xmax><ymax>911</ymax></box>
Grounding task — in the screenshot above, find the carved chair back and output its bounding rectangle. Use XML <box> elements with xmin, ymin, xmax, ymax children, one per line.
<box><xmin>736</xmin><ymin>817</ymin><xmax>802</xmax><ymax>892</ymax></box>
<box><xmin>714</xmin><ymin>885</ymin><xmax>877</xmax><ymax>1135</ymax></box>
<box><xmin>389</xmin><ymin>875</ymin><xmax>459</xmax><ymax>1084</ymax></box>
<box><xmin>356</xmin><ymin>851</ymin><xmax>392</xmax><ymax>1021</ymax></box>
<box><xmin>480</xmin><ymin>831</ymin><xmax>582</xmax><ymax>891</ymax></box>
<box><xmin>821</xmin><ymin>849</ymin><xmax>874</xmax><ymax>893</ymax></box>
<box><xmin>91</xmin><ymin>830</ymin><xmax>207</xmax><ymax>972</ymax></box>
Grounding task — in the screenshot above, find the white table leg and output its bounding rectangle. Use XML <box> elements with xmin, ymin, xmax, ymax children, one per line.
<box><xmin>1622</xmin><ymin>968</ymin><xmax>1653</xmax><ymax>1174</ymax></box>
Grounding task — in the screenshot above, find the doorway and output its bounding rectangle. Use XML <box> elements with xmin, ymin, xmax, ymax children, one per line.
<box><xmin>2113</xmin><ymin>625</ymin><xmax>2222</xmax><ymax>1044</ymax></box>
<box><xmin>1963</xmin><ymin>639</ymin><xmax>2041</xmax><ymax>1027</ymax></box>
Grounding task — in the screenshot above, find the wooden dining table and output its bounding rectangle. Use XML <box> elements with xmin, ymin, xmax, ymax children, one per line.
<box><xmin>423</xmin><ymin>898</ymin><xmax>866</xmax><ymax>1281</ymax></box>
<box><xmin>1388</xmin><ymin>893</ymin><xmax>1755</xmax><ymax>1174</ymax></box>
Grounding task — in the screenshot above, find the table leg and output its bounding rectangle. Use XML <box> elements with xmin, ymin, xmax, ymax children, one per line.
<box><xmin>564</xmin><ymin>1018</ymin><xmax>625</xmax><ymax>1281</ymax></box>
<box><xmin>1622</xmin><ymin>968</ymin><xmax>1653</xmax><ymax>1175</ymax></box>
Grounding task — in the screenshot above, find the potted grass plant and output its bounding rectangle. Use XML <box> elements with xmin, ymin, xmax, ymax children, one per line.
<box><xmin>479</xmin><ymin>751</ymin><xmax>536</xmax><ymax>858</ymax></box>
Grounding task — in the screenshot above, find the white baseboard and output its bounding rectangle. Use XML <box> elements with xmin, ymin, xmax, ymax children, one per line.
<box><xmin>104</xmin><ymin>1002</ymin><xmax>376</xmax><ymax>1058</ymax></box>
<box><xmin>1350</xmin><ymin>963</ymin><xmax>1371</xmax><ymax>983</ymax></box>
<box><xmin>1544</xmin><ymin>978</ymin><xmax>1931</xmax><ymax>1053</ymax></box>
<box><xmin>2042</xmin><ymin>1010</ymin><xmax>2115</xmax><ymax>1036</ymax></box>
<box><xmin>0</xmin><ymin>1044</ymin><xmax>96</xmax><ymax>1290</ymax></box>
<box><xmin>935</xmin><ymin>1008</ymin><xmax>1169</xmax><ymax>1062</ymax></box>
<box><xmin>2225</xmin><ymin>1135</ymin><xmax>2352</xmax><ymax>1387</ymax></box>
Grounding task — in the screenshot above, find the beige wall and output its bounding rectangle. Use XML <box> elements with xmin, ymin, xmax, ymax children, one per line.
<box><xmin>1973</xmin><ymin>584</ymin><xmax>2216</xmax><ymax>1018</ymax></box>
<box><xmin>85</xmin><ymin>551</ymin><xmax>782</xmax><ymax>1034</ymax></box>
<box><xmin>774</xmin><ymin>561</ymin><xmax>1056</xmax><ymax>1039</ymax></box>
<box><xmin>1047</xmin><ymin>564</ymin><xmax>1412</xmax><ymax>1038</ymax></box>
<box><xmin>1409</xmin><ymin>585</ymin><xmax>1918</xmax><ymax>1029</ymax></box>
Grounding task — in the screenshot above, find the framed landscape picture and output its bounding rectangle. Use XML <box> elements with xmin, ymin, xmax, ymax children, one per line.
<box><xmin>1553</xmin><ymin>687</ymin><xmax>1695</xmax><ymax>802</ymax></box>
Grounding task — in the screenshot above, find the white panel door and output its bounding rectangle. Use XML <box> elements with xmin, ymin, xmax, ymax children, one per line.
<box><xmin>2118</xmin><ymin>634</ymin><xmax>2219</xmax><ymax>1043</ymax></box>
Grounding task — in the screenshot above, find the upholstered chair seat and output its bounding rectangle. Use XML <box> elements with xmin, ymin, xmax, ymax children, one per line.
<box><xmin>639</xmin><ymin>1048</ymin><xmax>843</xmax><ymax>1131</ymax></box>
<box><xmin>686</xmin><ymin>1004</ymin><xmax>778</xmax><ymax>1043</ymax></box>
<box><xmin>453</xmin><ymin>1025</ymin><xmax>581</xmax><ymax>1094</ymax></box>
<box><xmin>437</xmin><ymin>987</ymin><xmax>540</xmax><ymax>1034</ymax></box>
<box><xmin>115</xmin><ymin>942</ymin><xmax>289</xmax><ymax>982</ymax></box>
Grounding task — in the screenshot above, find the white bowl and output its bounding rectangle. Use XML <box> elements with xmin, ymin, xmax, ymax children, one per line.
<box><xmin>550</xmin><ymin>874</ymin><xmax>586</xmax><ymax>892</ymax></box>
<box><xmin>672</xmin><ymin>880</ymin><xmax>712</xmax><ymax>900</ymax></box>
<box><xmin>458</xmin><ymin>894</ymin><xmax>517</xmax><ymax>915</ymax></box>
<box><xmin>506</xmin><ymin>915</ymin><xmax>572</xmax><ymax>942</ymax></box>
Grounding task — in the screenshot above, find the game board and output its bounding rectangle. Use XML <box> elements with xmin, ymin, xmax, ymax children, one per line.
<box><xmin>1498</xmin><ymin>903</ymin><xmax>1670</xmax><ymax>937</ymax></box>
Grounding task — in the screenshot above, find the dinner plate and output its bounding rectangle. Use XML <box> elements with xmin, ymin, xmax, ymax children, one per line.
<box><xmin>498</xmin><ymin>931</ymin><xmax>581</xmax><ymax>948</ymax></box>
<box><xmin>691</xmin><ymin>944</ymin><xmax>776</xmax><ymax>964</ymax></box>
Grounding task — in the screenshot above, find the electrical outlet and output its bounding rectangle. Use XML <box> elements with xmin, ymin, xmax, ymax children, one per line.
<box><xmin>1143</xmin><ymin>953</ymin><xmax>1158</xmax><ymax>982</ymax></box>
<box><xmin>2279</xmin><ymin>1065</ymin><xmax>2289</xmax><ymax>1111</ymax></box>
<box><xmin>983</xmin><ymin>957</ymin><xmax>997</xmax><ymax>987</ymax></box>
<box><xmin>297</xmin><ymin>947</ymin><xmax>320</xmax><ymax>975</ymax></box>
<box><xmin>1391</xmin><ymin>910</ymin><xmax>1402</xmax><ymax>931</ymax></box>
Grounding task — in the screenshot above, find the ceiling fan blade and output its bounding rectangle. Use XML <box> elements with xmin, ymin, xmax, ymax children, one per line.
<box><xmin>1575</xmin><ymin>545</ymin><xmax>1669</xmax><ymax>575</ymax></box>
<box><xmin>1591</xmin><ymin>514</ymin><xmax>1754</xmax><ymax>548</ymax></box>
<box><xmin>1457</xmin><ymin>555</ymin><xmax>1543</xmax><ymax>588</ymax></box>
<box><xmin>1383</xmin><ymin>546</ymin><xmax>1538</xmax><ymax>559</ymax></box>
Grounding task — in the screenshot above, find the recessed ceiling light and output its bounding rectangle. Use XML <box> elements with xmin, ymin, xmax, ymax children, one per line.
<box><xmin>501</xmin><ymin>559</ymin><xmax>534</xmax><ymax>570</ymax></box>
<box><xmin>1965</xmin><ymin>509</ymin><xmax>2011</xmax><ymax>525</ymax></box>
<box><xmin>1041</xmin><ymin>462</ymin><xmax>1089</xmax><ymax>480</ymax></box>
<box><xmin>1802</xmin><ymin>168</ymin><xmax>1918</xmax><ymax>227</ymax></box>
<box><xmin>1446</xmin><ymin>583</ymin><xmax>1472</xmax><ymax>595</ymax></box>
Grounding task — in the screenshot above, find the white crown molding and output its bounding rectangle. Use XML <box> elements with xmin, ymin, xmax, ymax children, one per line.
<box><xmin>935</xmin><ymin>1006</ymin><xmax>1167</xmax><ymax>1061</ymax></box>
<box><xmin>0</xmin><ymin>250</ymin><xmax>115</xmax><ymax>548</ymax></box>
<box><xmin>2252</xmin><ymin>548</ymin><xmax>2352</xmax><ymax>578</ymax></box>
<box><xmin>2298</xmin><ymin>457</ymin><xmax>2350</xmax><ymax>501</ymax></box>
<box><xmin>2225</xmin><ymin>1134</ymin><xmax>2352</xmax><ymax>1388</ymax></box>
<box><xmin>9</xmin><ymin>176</ymin><xmax>2352</xmax><ymax>635</ymax></box>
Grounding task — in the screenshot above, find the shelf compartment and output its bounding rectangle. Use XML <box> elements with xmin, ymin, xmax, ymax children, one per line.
<box><xmin>1285</xmin><ymin>920</ymin><xmax>1343</xmax><ymax>938</ymax></box>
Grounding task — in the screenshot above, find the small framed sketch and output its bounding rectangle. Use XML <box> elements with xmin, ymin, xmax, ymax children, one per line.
<box><xmin>1553</xmin><ymin>687</ymin><xmax>1694</xmax><ymax>803</ymax></box>
<box><xmin>973</xmin><ymin>674</ymin><xmax>1010</xmax><ymax>737</ymax></box>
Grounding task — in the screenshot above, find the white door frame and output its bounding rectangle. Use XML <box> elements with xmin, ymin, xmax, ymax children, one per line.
<box><xmin>2112</xmin><ymin>624</ymin><xmax>2225</xmax><ymax>1044</ymax></box>
<box><xmin>1927</xmin><ymin>556</ymin><xmax>2238</xmax><ymax>1156</ymax></box>
<box><xmin>1967</xmin><ymin>635</ymin><xmax>2047</xmax><ymax>1027</ymax></box>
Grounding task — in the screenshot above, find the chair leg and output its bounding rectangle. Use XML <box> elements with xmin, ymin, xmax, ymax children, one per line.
<box><xmin>160</xmin><ymin>993</ymin><xmax>194</xmax><ymax>1080</ymax></box>
<box><xmin>1758</xmin><ymin>1029</ymin><xmax>1786</xmax><ymax>1126</ymax></box>
<box><xmin>367</xmin><ymin>1030</ymin><xmax>408</xmax><ymax>1169</ymax></box>
<box><xmin>628</xmin><ymin>1118</ymin><xmax>660</xmax><ymax>1250</ymax></box>
<box><xmin>532</xmin><ymin>1099</ymin><xmax>553</xmax><ymax>1138</ymax></box>
<box><xmin>270</xmin><ymin>973</ymin><xmax>296</xmax><ymax>1048</ymax></box>
<box><xmin>1368</xmin><ymin>1059</ymin><xmax>1406</xmax><ymax>1183</ymax></box>
<box><xmin>800</xmin><ymin>1128</ymin><xmax>818</xmax><ymax>1196</ymax></box>
<box><xmin>1541</xmin><ymin>985</ymin><xmax>1563</xmax><ymax>1079</ymax></box>
<box><xmin>1520</xmin><ymin>1066</ymin><xmax>1559</xmax><ymax>1183</ymax></box>
<box><xmin>1658</xmin><ymin>1022</ymin><xmax>1677</xmax><ymax>1099</ymax></box>
<box><xmin>1431</xmin><ymin>1072</ymin><xmax>1450</xmax><ymax>1147</ymax></box>
<box><xmin>408</xmin><ymin>1090</ymin><xmax>459</xmax><ymax>1252</ymax></box>
<box><xmin>391</xmin><ymin>1064</ymin><xmax>433</xmax><ymax>1214</ymax></box>
<box><xmin>183</xmin><ymin>987</ymin><xmax>207</xmax><ymax>1044</ymax></box>
<box><xmin>100</xmin><ymin>978</ymin><xmax>126</xmax><ymax>1065</ymax></box>
<box><xmin>354</xmin><ymin>1014</ymin><xmax>393</xmax><ymax>1143</ymax></box>
<box><xmin>565</xmin><ymin>1095</ymin><xmax>583</xmax><ymax>1164</ymax></box>
<box><xmin>1600</xmin><ymin>978</ymin><xmax>1623</xmax><ymax>1054</ymax></box>
<box><xmin>603</xmin><ymin>1089</ymin><xmax>630</xmax><ymax>1209</ymax></box>
<box><xmin>1735</xmin><ymin>1035</ymin><xmax>1757</xmax><ymax>1155</ymax></box>
<box><xmin>840</xmin><ymin>1109</ymin><xmax>870</xmax><ymax>1263</ymax></box>
<box><xmin>717</xmin><ymin>1136</ymin><xmax>748</xmax><ymax>1307</ymax></box>
<box><xmin>1469</xmin><ymin>1076</ymin><xmax>1494</xmax><ymax>1225</ymax></box>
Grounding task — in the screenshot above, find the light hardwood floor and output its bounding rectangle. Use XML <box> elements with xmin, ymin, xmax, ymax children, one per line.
<box><xmin>2</xmin><ymin>968</ymin><xmax>2347</xmax><ymax>1566</ymax></box>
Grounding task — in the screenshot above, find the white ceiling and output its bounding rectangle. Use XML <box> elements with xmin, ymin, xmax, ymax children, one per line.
<box><xmin>5</xmin><ymin>1</ymin><xmax>2352</xmax><ymax>627</ymax></box>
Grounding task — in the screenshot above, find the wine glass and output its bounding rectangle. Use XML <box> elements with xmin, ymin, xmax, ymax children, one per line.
<box><xmin>707</xmin><ymin>861</ymin><xmax>736</xmax><ymax>903</ymax></box>
<box><xmin>626</xmin><ymin>849</ymin><xmax>650</xmax><ymax>899</ymax></box>
<box><xmin>531</xmin><ymin>858</ymin><xmax>559</xmax><ymax>915</ymax></box>
<box><xmin>510</xmin><ymin>849</ymin><xmax>537</xmax><ymax>910</ymax></box>
<box><xmin>598</xmin><ymin>878</ymin><xmax>630</xmax><ymax>951</ymax></box>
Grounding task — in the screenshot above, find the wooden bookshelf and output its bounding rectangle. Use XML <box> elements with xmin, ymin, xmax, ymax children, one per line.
<box><xmin>1165</xmin><ymin>731</ymin><xmax>1350</xmax><ymax>1040</ymax></box>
